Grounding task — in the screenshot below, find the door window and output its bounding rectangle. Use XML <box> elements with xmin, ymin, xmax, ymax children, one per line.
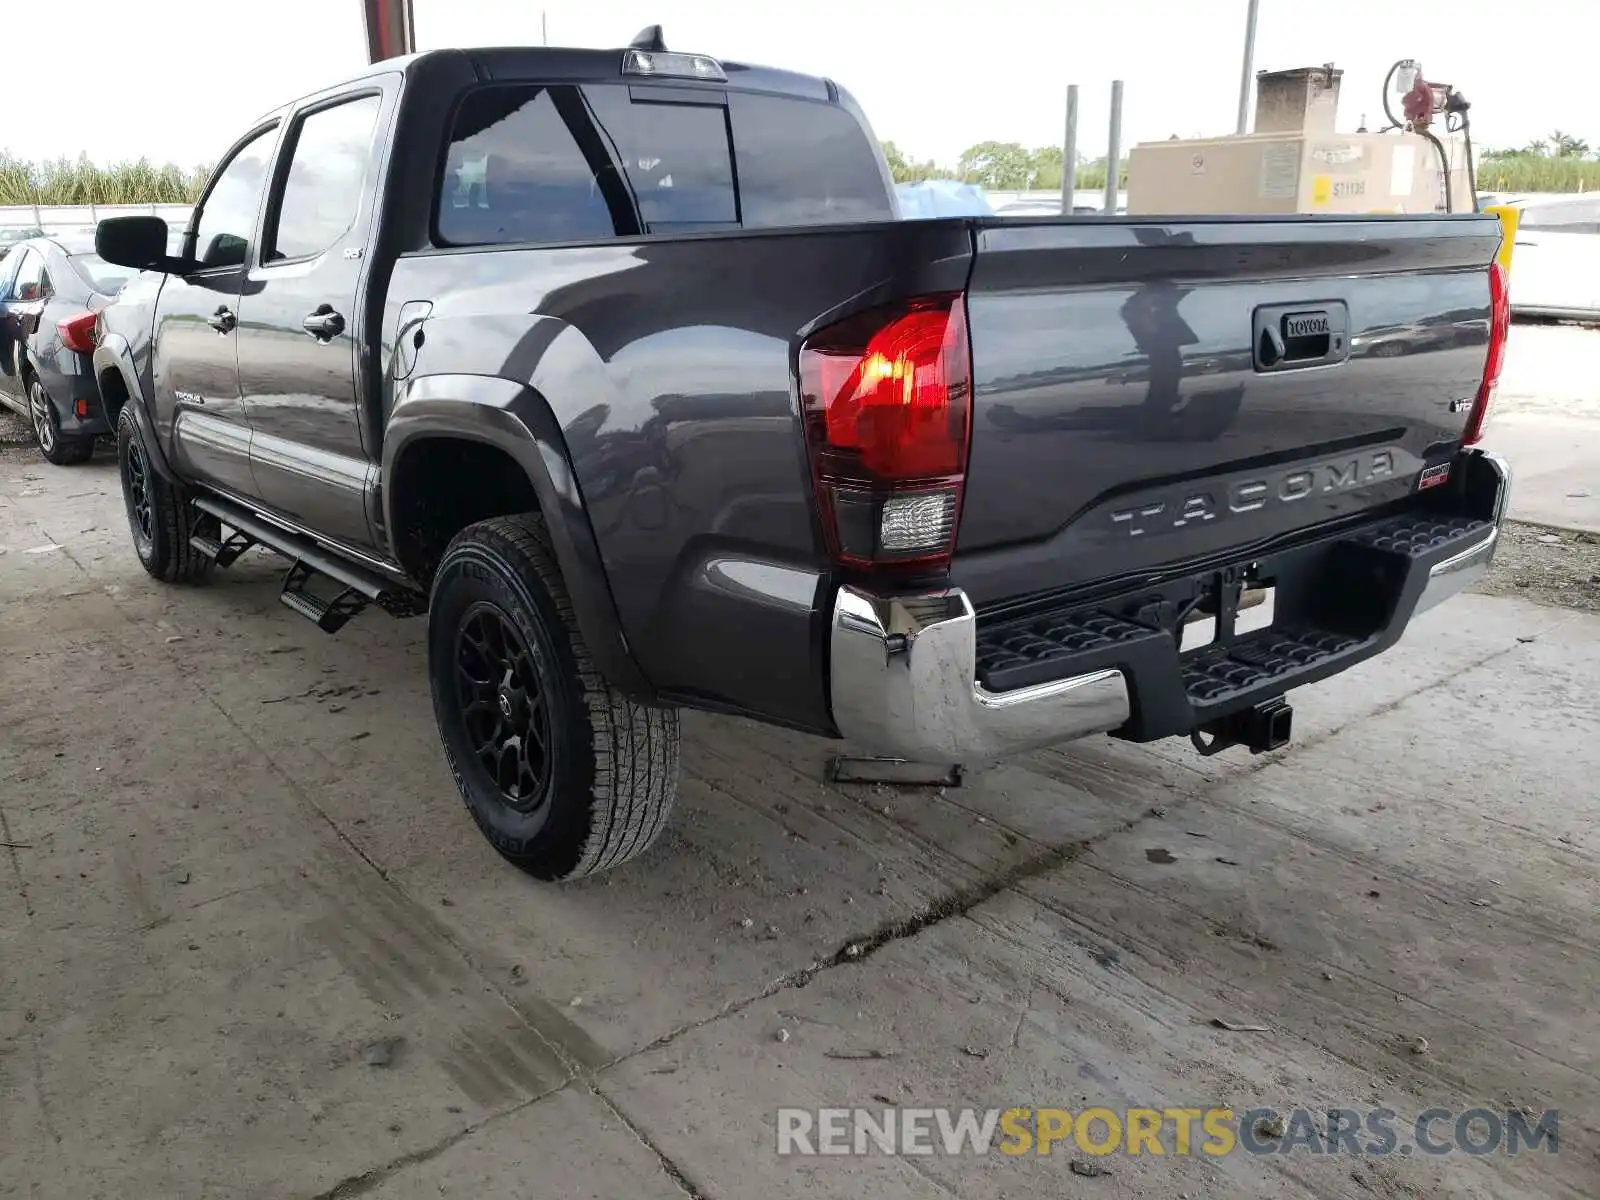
<box><xmin>0</xmin><ymin>246</ymin><xmax>21</xmax><ymax>297</ymax></box>
<box><xmin>582</xmin><ymin>87</ymin><xmax>737</xmax><ymax>229</ymax></box>
<box><xmin>267</xmin><ymin>95</ymin><xmax>382</xmax><ymax>262</ymax></box>
<box><xmin>436</xmin><ymin>86</ymin><xmax>624</xmax><ymax>246</ymax></box>
<box><xmin>11</xmin><ymin>249</ymin><xmax>45</xmax><ymax>302</ymax></box>
<box><xmin>192</xmin><ymin>126</ymin><xmax>278</xmax><ymax>270</ymax></box>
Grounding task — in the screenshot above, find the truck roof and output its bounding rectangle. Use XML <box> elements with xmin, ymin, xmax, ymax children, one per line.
<box><xmin>264</xmin><ymin>43</ymin><xmax>839</xmax><ymax>120</ymax></box>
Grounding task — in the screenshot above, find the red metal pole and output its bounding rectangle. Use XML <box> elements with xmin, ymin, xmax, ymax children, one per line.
<box><xmin>362</xmin><ymin>0</ymin><xmax>417</xmax><ymax>64</ymax></box>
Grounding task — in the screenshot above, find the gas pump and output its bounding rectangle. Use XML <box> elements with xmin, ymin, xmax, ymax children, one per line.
<box><xmin>1382</xmin><ymin>58</ymin><xmax>1479</xmax><ymax>212</ymax></box>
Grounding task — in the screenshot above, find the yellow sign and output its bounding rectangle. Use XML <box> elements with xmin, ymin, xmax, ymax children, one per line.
<box><xmin>997</xmin><ymin>1107</ymin><xmax>1236</xmax><ymax>1156</ymax></box>
<box><xmin>1311</xmin><ymin>174</ymin><xmax>1332</xmax><ymax>206</ymax></box>
<box><xmin>1484</xmin><ymin>204</ymin><xmax>1520</xmax><ymax>274</ymax></box>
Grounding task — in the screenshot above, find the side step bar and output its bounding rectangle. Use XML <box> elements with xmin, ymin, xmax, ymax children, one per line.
<box><xmin>189</xmin><ymin>494</ymin><xmax>423</xmax><ymax>633</ymax></box>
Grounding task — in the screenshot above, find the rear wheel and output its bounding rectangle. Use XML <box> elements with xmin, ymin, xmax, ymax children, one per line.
<box><xmin>116</xmin><ymin>404</ymin><xmax>212</xmax><ymax>583</ymax></box>
<box><xmin>30</xmin><ymin>378</ymin><xmax>93</xmax><ymax>466</ymax></box>
<box><xmin>427</xmin><ymin>513</ymin><xmax>680</xmax><ymax>880</ymax></box>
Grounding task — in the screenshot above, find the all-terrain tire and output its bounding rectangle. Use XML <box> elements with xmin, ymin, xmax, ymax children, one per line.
<box><xmin>30</xmin><ymin>377</ymin><xmax>94</xmax><ymax>466</ymax></box>
<box><xmin>115</xmin><ymin>404</ymin><xmax>213</xmax><ymax>583</ymax></box>
<box><xmin>427</xmin><ymin>513</ymin><xmax>680</xmax><ymax>880</ymax></box>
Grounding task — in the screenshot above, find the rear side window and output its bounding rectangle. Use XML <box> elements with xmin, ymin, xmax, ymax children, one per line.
<box><xmin>726</xmin><ymin>92</ymin><xmax>893</xmax><ymax>227</ymax></box>
<box><xmin>438</xmin><ymin>87</ymin><xmax>622</xmax><ymax>246</ymax></box>
<box><xmin>70</xmin><ymin>253</ymin><xmax>138</xmax><ymax>296</ymax></box>
<box><xmin>581</xmin><ymin>87</ymin><xmax>737</xmax><ymax>228</ymax></box>
<box><xmin>10</xmin><ymin>249</ymin><xmax>45</xmax><ymax>301</ymax></box>
<box><xmin>434</xmin><ymin>83</ymin><xmax>893</xmax><ymax>246</ymax></box>
<box><xmin>269</xmin><ymin>94</ymin><xmax>382</xmax><ymax>262</ymax></box>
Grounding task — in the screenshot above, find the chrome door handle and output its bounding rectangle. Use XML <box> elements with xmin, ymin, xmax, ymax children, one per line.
<box><xmin>301</xmin><ymin>305</ymin><xmax>345</xmax><ymax>341</ymax></box>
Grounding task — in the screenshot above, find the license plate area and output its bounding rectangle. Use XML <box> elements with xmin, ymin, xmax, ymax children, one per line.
<box><xmin>1177</xmin><ymin>574</ymin><xmax>1276</xmax><ymax>656</ymax></box>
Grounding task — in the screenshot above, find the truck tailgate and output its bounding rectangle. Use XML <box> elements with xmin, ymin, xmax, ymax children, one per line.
<box><xmin>953</xmin><ymin>215</ymin><xmax>1503</xmax><ymax>607</ymax></box>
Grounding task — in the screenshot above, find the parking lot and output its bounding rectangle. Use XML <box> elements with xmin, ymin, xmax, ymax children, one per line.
<box><xmin>3</xmin><ymin>335</ymin><xmax>1599</xmax><ymax>1197</ymax></box>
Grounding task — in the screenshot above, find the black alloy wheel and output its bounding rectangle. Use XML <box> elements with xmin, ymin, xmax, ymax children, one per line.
<box><xmin>426</xmin><ymin>513</ymin><xmax>681</xmax><ymax>880</ymax></box>
<box><xmin>454</xmin><ymin>601</ymin><xmax>554</xmax><ymax>812</ymax></box>
<box><xmin>113</xmin><ymin>403</ymin><xmax>212</xmax><ymax>582</ymax></box>
<box><xmin>123</xmin><ymin>433</ymin><xmax>154</xmax><ymax>548</ymax></box>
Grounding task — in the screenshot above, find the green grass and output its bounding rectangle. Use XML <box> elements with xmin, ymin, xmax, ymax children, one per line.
<box><xmin>0</xmin><ymin>153</ymin><xmax>208</xmax><ymax>207</ymax></box>
<box><xmin>1478</xmin><ymin>155</ymin><xmax>1600</xmax><ymax>194</ymax></box>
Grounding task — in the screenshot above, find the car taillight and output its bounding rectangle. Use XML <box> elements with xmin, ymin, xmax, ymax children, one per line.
<box><xmin>57</xmin><ymin>311</ymin><xmax>98</xmax><ymax>355</ymax></box>
<box><xmin>799</xmin><ymin>294</ymin><xmax>972</xmax><ymax>570</ymax></box>
<box><xmin>1462</xmin><ymin>261</ymin><xmax>1508</xmax><ymax>446</ymax></box>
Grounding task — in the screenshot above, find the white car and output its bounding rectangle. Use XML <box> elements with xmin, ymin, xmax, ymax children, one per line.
<box><xmin>1495</xmin><ymin>195</ymin><xmax>1600</xmax><ymax>321</ymax></box>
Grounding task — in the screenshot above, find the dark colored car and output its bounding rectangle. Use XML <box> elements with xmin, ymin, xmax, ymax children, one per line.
<box><xmin>0</xmin><ymin>226</ymin><xmax>46</xmax><ymax>250</ymax></box>
<box><xmin>0</xmin><ymin>236</ymin><xmax>138</xmax><ymax>463</ymax></box>
<box><xmin>91</xmin><ymin>33</ymin><xmax>1511</xmax><ymax>881</ymax></box>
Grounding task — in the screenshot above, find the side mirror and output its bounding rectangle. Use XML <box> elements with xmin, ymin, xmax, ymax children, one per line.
<box><xmin>95</xmin><ymin>215</ymin><xmax>194</xmax><ymax>275</ymax></box>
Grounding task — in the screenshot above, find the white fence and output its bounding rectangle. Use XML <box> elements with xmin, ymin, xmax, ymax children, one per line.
<box><xmin>5</xmin><ymin>195</ymin><xmax>1120</xmax><ymax>232</ymax></box>
<box><xmin>0</xmin><ymin>203</ymin><xmax>193</xmax><ymax>236</ymax></box>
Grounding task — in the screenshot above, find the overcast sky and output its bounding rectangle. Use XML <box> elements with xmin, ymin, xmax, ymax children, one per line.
<box><xmin>7</xmin><ymin>0</ymin><xmax>1586</xmax><ymax>169</ymax></box>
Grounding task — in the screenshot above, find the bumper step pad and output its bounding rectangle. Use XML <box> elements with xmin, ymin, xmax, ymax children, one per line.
<box><xmin>1343</xmin><ymin>513</ymin><xmax>1488</xmax><ymax>559</ymax></box>
<box><xmin>976</xmin><ymin>611</ymin><xmax>1164</xmax><ymax>694</ymax></box>
<box><xmin>1184</xmin><ymin>628</ymin><xmax>1362</xmax><ymax>705</ymax></box>
<box><xmin>971</xmin><ymin>508</ymin><xmax>1494</xmax><ymax>735</ymax></box>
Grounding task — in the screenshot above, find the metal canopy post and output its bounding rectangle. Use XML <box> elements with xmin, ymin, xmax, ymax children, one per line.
<box><xmin>1236</xmin><ymin>0</ymin><xmax>1261</xmax><ymax>134</ymax></box>
<box><xmin>1061</xmin><ymin>84</ymin><xmax>1079</xmax><ymax>214</ymax></box>
<box><xmin>1104</xmin><ymin>80</ymin><xmax>1123</xmax><ymax>215</ymax></box>
<box><xmin>362</xmin><ymin>0</ymin><xmax>417</xmax><ymax>64</ymax></box>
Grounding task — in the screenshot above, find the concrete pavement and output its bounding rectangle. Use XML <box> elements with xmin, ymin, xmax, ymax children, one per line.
<box><xmin>2</xmin><ymin>442</ymin><xmax>1598</xmax><ymax>1199</ymax></box>
<box><xmin>1489</xmin><ymin>322</ymin><xmax>1600</xmax><ymax>532</ymax></box>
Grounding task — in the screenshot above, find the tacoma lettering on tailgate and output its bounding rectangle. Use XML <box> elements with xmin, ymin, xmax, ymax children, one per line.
<box><xmin>1109</xmin><ymin>449</ymin><xmax>1398</xmax><ymax>538</ymax></box>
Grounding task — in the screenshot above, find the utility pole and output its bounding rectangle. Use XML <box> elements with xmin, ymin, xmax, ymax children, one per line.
<box><xmin>1061</xmin><ymin>85</ymin><xmax>1079</xmax><ymax>214</ymax></box>
<box><xmin>1104</xmin><ymin>80</ymin><xmax>1123</xmax><ymax>215</ymax></box>
<box><xmin>361</xmin><ymin>0</ymin><xmax>417</xmax><ymax>64</ymax></box>
<box><xmin>1236</xmin><ymin>0</ymin><xmax>1261</xmax><ymax>134</ymax></box>
<box><xmin>542</xmin><ymin>10</ymin><xmax>549</xmax><ymax>46</ymax></box>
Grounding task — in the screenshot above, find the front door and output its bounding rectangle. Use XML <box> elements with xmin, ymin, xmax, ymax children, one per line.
<box><xmin>151</xmin><ymin>122</ymin><xmax>280</xmax><ymax>499</ymax></box>
<box><xmin>0</xmin><ymin>246</ymin><xmax>26</xmax><ymax>406</ymax></box>
<box><xmin>235</xmin><ymin>90</ymin><xmax>385</xmax><ymax>551</ymax></box>
<box><xmin>0</xmin><ymin>248</ymin><xmax>45</xmax><ymax>407</ymax></box>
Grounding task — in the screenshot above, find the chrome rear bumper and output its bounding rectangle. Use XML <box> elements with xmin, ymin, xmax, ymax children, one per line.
<box><xmin>829</xmin><ymin>589</ymin><xmax>1131</xmax><ymax>764</ymax></box>
<box><xmin>1413</xmin><ymin>450</ymin><xmax>1511</xmax><ymax>615</ymax></box>
<box><xmin>827</xmin><ymin>449</ymin><xmax>1510</xmax><ymax>765</ymax></box>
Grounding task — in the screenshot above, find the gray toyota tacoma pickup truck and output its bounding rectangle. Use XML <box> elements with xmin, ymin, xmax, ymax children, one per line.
<box><xmin>91</xmin><ymin>31</ymin><xmax>1512</xmax><ymax>880</ymax></box>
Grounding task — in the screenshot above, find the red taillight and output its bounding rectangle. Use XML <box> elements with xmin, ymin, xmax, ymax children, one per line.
<box><xmin>799</xmin><ymin>294</ymin><xmax>972</xmax><ymax>569</ymax></box>
<box><xmin>1463</xmin><ymin>261</ymin><xmax>1508</xmax><ymax>446</ymax></box>
<box><xmin>57</xmin><ymin>311</ymin><xmax>98</xmax><ymax>355</ymax></box>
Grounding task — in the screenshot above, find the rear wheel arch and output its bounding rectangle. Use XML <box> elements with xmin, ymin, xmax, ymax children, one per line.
<box><xmin>383</xmin><ymin>378</ymin><xmax>655</xmax><ymax>702</ymax></box>
<box><xmin>388</xmin><ymin>434</ymin><xmax>542</xmax><ymax>587</ymax></box>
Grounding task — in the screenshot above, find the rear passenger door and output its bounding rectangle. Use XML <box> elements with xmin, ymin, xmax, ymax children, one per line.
<box><xmin>235</xmin><ymin>88</ymin><xmax>387</xmax><ymax>551</ymax></box>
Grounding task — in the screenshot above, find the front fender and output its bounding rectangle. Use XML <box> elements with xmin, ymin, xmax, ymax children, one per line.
<box><xmin>93</xmin><ymin>336</ymin><xmax>177</xmax><ymax>481</ymax></box>
<box><xmin>383</xmin><ymin>372</ymin><xmax>655</xmax><ymax>701</ymax></box>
